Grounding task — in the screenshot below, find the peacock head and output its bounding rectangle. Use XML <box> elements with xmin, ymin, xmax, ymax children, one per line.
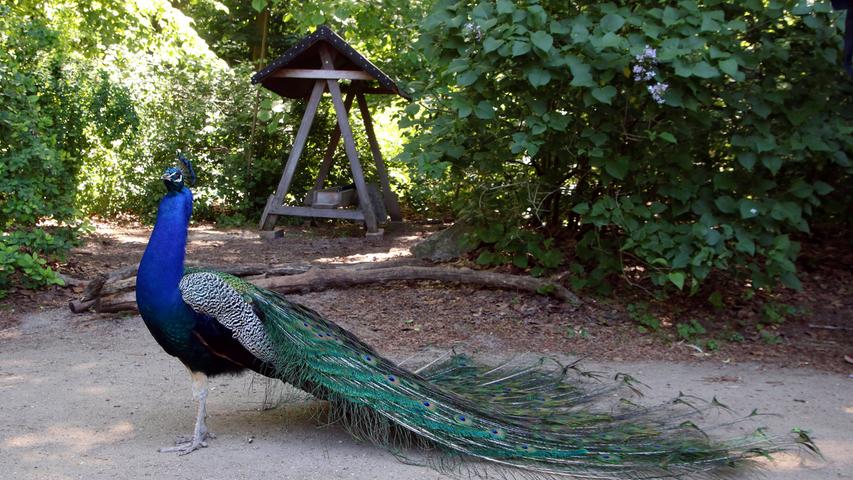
<box><xmin>161</xmin><ymin>167</ymin><xmax>185</xmax><ymax>192</ymax></box>
<box><xmin>162</xmin><ymin>151</ymin><xmax>197</xmax><ymax>192</ymax></box>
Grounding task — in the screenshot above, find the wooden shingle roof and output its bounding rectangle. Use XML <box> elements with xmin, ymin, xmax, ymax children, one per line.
<box><xmin>251</xmin><ymin>26</ymin><xmax>409</xmax><ymax>99</ymax></box>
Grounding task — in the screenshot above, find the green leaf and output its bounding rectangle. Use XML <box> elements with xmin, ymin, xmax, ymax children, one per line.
<box><xmin>692</xmin><ymin>62</ymin><xmax>720</xmax><ymax>78</ymax></box>
<box><xmin>736</xmin><ymin>236</ymin><xmax>756</xmax><ymax>255</ymax></box>
<box><xmin>526</xmin><ymin>67</ymin><xmax>551</xmax><ymax>87</ymax></box>
<box><xmin>572</xmin><ymin>202</ymin><xmax>590</xmax><ymax>214</ymax></box>
<box><xmin>483</xmin><ymin>37</ymin><xmax>504</xmax><ymax>53</ymax></box>
<box><xmin>474</xmin><ymin>100</ymin><xmax>495</xmax><ymax>119</ymax></box>
<box><xmin>663</xmin><ymin>6</ymin><xmax>680</xmax><ymax>26</ymax></box>
<box><xmin>597</xmin><ymin>32</ymin><xmax>621</xmax><ymax>48</ymax></box>
<box><xmin>251</xmin><ymin>0</ymin><xmax>266</xmax><ymax>12</ymax></box>
<box><xmin>567</xmin><ymin>58</ymin><xmax>595</xmax><ymax>87</ymax></box>
<box><xmin>737</xmin><ymin>152</ymin><xmax>757</xmax><ymax>171</ymax></box>
<box><xmin>761</xmin><ymin>156</ymin><xmax>782</xmax><ymax>175</ymax></box>
<box><xmin>658</xmin><ymin>132</ymin><xmax>677</xmax><ymax>144</ymax></box>
<box><xmin>512</xmin><ymin>40</ymin><xmax>531</xmax><ymax>56</ymax></box>
<box><xmin>591</xmin><ymin>86</ymin><xmax>617</xmax><ymax>105</ymax></box>
<box><xmin>704</xmin><ymin>228</ymin><xmax>721</xmax><ymax>246</ymax></box>
<box><xmin>513</xmin><ymin>254</ymin><xmax>529</xmax><ymax>269</ymax></box>
<box><xmin>718</xmin><ymin>58</ymin><xmax>739</xmax><ymax>78</ymax></box>
<box><xmin>496</xmin><ymin>0</ymin><xmax>515</xmax><ymax>14</ymax></box>
<box><xmin>788</xmin><ymin>179</ymin><xmax>813</xmax><ymax>198</ymax></box>
<box><xmin>604</xmin><ymin>156</ymin><xmax>629</xmax><ymax>179</ymax></box>
<box><xmin>600</xmin><ymin>13</ymin><xmax>625</xmax><ymax>33</ymax></box>
<box><xmin>813</xmin><ymin>181</ymin><xmax>833</xmax><ymax>195</ymax></box>
<box><xmin>739</xmin><ymin>199</ymin><xmax>760</xmax><ymax>219</ymax></box>
<box><xmin>404</xmin><ymin>103</ymin><xmax>421</xmax><ymax>115</ymax></box>
<box><xmin>570</xmin><ymin>23</ymin><xmax>589</xmax><ymax>43</ymax></box>
<box><xmin>714</xmin><ymin>196</ymin><xmax>737</xmax><ymax>214</ymax></box>
<box><xmin>476</xmin><ymin>251</ymin><xmax>496</xmax><ymax>265</ymax></box>
<box><xmin>530</xmin><ymin>31</ymin><xmax>553</xmax><ymax>52</ymax></box>
<box><xmin>668</xmin><ymin>272</ymin><xmax>686</xmax><ymax>290</ymax></box>
<box><xmin>457</xmin><ymin>70</ymin><xmax>480</xmax><ymax>87</ymax></box>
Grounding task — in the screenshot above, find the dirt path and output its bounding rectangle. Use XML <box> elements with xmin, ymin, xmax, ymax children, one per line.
<box><xmin>0</xmin><ymin>308</ymin><xmax>849</xmax><ymax>480</ymax></box>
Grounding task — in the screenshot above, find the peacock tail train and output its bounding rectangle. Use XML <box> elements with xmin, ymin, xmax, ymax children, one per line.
<box><xmin>179</xmin><ymin>268</ymin><xmax>818</xmax><ymax>479</ymax></box>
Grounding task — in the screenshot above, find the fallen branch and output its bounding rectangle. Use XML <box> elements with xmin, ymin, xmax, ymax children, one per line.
<box><xmin>70</xmin><ymin>262</ymin><xmax>580</xmax><ymax>314</ymax></box>
<box><xmin>255</xmin><ymin>266</ymin><xmax>580</xmax><ymax>304</ymax></box>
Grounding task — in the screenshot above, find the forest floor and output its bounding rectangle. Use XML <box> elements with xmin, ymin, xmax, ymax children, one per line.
<box><xmin>0</xmin><ymin>221</ymin><xmax>851</xmax><ymax>479</ymax></box>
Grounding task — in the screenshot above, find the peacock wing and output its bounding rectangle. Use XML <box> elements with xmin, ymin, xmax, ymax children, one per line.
<box><xmin>178</xmin><ymin>269</ymin><xmax>279</xmax><ymax>370</ymax></box>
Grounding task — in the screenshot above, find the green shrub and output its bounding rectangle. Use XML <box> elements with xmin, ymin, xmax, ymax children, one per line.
<box><xmin>403</xmin><ymin>0</ymin><xmax>853</xmax><ymax>294</ymax></box>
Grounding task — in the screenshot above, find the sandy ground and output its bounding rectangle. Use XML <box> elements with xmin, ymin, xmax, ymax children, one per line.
<box><xmin>0</xmin><ymin>308</ymin><xmax>850</xmax><ymax>480</ymax></box>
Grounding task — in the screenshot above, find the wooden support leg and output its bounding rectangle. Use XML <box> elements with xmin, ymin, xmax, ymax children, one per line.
<box><xmin>259</xmin><ymin>194</ymin><xmax>277</xmax><ymax>231</ymax></box>
<box><xmin>319</xmin><ymin>47</ymin><xmax>379</xmax><ymax>234</ymax></box>
<box><xmin>356</xmin><ymin>92</ymin><xmax>402</xmax><ymax>222</ymax></box>
<box><xmin>260</xmin><ymin>79</ymin><xmax>325</xmax><ymax>230</ymax></box>
<box><xmin>314</xmin><ymin>92</ymin><xmax>354</xmax><ymax>191</ymax></box>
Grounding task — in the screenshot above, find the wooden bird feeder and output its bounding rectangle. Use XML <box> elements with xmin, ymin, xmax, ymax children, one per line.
<box><xmin>252</xmin><ymin>26</ymin><xmax>406</xmax><ymax>235</ymax></box>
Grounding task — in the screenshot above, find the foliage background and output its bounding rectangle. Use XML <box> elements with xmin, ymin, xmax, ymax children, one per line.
<box><xmin>1</xmin><ymin>0</ymin><xmax>850</xmax><ymax>302</ymax></box>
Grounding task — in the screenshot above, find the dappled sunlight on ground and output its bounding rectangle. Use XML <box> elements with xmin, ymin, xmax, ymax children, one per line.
<box><xmin>313</xmin><ymin>247</ymin><xmax>413</xmax><ymax>264</ymax></box>
<box><xmin>756</xmin><ymin>439</ymin><xmax>852</xmax><ymax>472</ymax></box>
<box><xmin>3</xmin><ymin>422</ymin><xmax>135</xmax><ymax>453</ymax></box>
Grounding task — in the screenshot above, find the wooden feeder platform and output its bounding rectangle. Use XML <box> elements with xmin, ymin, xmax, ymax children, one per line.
<box><xmin>252</xmin><ymin>26</ymin><xmax>407</xmax><ymax>235</ymax></box>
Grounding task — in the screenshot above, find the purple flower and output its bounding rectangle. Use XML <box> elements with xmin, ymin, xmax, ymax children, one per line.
<box><xmin>647</xmin><ymin>82</ymin><xmax>669</xmax><ymax>104</ymax></box>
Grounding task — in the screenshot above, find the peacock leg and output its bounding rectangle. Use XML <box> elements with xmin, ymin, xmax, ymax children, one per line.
<box><xmin>159</xmin><ymin>370</ymin><xmax>215</xmax><ymax>455</ymax></box>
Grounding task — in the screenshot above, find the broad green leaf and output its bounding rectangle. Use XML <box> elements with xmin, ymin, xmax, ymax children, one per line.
<box><xmin>571</xmin><ymin>23</ymin><xmax>589</xmax><ymax>43</ymax></box>
<box><xmin>761</xmin><ymin>155</ymin><xmax>782</xmax><ymax>175</ymax></box>
<box><xmin>718</xmin><ymin>58</ymin><xmax>739</xmax><ymax>78</ymax></box>
<box><xmin>457</xmin><ymin>70</ymin><xmax>480</xmax><ymax>87</ymax></box>
<box><xmin>251</xmin><ymin>0</ymin><xmax>266</xmax><ymax>12</ymax></box>
<box><xmin>526</xmin><ymin>67</ymin><xmax>551</xmax><ymax>87</ymax></box>
<box><xmin>788</xmin><ymin>179</ymin><xmax>813</xmax><ymax>198</ymax></box>
<box><xmin>496</xmin><ymin>0</ymin><xmax>514</xmax><ymax>14</ymax></box>
<box><xmin>692</xmin><ymin>62</ymin><xmax>720</xmax><ymax>78</ymax></box>
<box><xmin>604</xmin><ymin>156</ymin><xmax>629</xmax><ymax>179</ymax></box>
<box><xmin>591</xmin><ymin>85</ymin><xmax>617</xmax><ymax>104</ymax></box>
<box><xmin>483</xmin><ymin>37</ymin><xmax>504</xmax><ymax>53</ymax></box>
<box><xmin>404</xmin><ymin>103</ymin><xmax>421</xmax><ymax>115</ymax></box>
<box><xmin>550</xmin><ymin>20</ymin><xmax>571</xmax><ymax>35</ymax></box>
<box><xmin>600</xmin><ymin>13</ymin><xmax>625</xmax><ymax>33</ymax></box>
<box><xmin>530</xmin><ymin>31</ymin><xmax>553</xmax><ymax>52</ymax></box>
<box><xmin>668</xmin><ymin>272</ymin><xmax>686</xmax><ymax>290</ymax></box>
<box><xmin>662</xmin><ymin>6</ymin><xmax>680</xmax><ymax>26</ymax></box>
<box><xmin>658</xmin><ymin>132</ymin><xmax>677</xmax><ymax>143</ymax></box>
<box><xmin>813</xmin><ymin>181</ymin><xmax>834</xmax><ymax>195</ymax></box>
<box><xmin>512</xmin><ymin>40</ymin><xmax>531</xmax><ymax>56</ymax></box>
<box><xmin>714</xmin><ymin>196</ymin><xmax>737</xmax><ymax>214</ymax></box>
<box><xmin>704</xmin><ymin>228</ymin><xmax>721</xmax><ymax>246</ymax></box>
<box><xmin>567</xmin><ymin>58</ymin><xmax>595</xmax><ymax>87</ymax></box>
<box><xmin>700</xmin><ymin>13</ymin><xmax>721</xmax><ymax>32</ymax></box>
<box><xmin>738</xmin><ymin>152</ymin><xmax>757</xmax><ymax>170</ymax></box>
<box><xmin>739</xmin><ymin>199</ymin><xmax>760</xmax><ymax>219</ymax></box>
<box><xmin>474</xmin><ymin>100</ymin><xmax>495</xmax><ymax>119</ymax></box>
<box><xmin>572</xmin><ymin>202</ymin><xmax>590</xmax><ymax>214</ymax></box>
<box><xmin>597</xmin><ymin>32</ymin><xmax>621</xmax><ymax>48</ymax></box>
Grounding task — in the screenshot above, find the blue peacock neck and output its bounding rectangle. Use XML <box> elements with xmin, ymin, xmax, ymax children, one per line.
<box><xmin>136</xmin><ymin>187</ymin><xmax>193</xmax><ymax>318</ymax></box>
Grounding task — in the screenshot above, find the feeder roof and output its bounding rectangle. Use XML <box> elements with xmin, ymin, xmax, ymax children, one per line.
<box><xmin>251</xmin><ymin>25</ymin><xmax>409</xmax><ymax>100</ymax></box>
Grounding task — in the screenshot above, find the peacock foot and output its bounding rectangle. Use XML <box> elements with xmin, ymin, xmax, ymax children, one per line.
<box><xmin>158</xmin><ymin>432</ymin><xmax>213</xmax><ymax>455</ymax></box>
<box><xmin>174</xmin><ymin>431</ymin><xmax>215</xmax><ymax>445</ymax></box>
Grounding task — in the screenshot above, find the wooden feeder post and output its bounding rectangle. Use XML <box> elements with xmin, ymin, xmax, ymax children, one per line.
<box><xmin>252</xmin><ymin>26</ymin><xmax>407</xmax><ymax>235</ymax></box>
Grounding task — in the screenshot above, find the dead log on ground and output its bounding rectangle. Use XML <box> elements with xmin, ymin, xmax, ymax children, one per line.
<box><xmin>70</xmin><ymin>261</ymin><xmax>580</xmax><ymax>314</ymax></box>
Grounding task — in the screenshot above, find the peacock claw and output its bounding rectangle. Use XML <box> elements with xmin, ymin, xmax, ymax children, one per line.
<box><xmin>158</xmin><ymin>438</ymin><xmax>208</xmax><ymax>455</ymax></box>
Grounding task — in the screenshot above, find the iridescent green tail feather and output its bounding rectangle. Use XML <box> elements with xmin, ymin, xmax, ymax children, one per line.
<box><xmin>241</xmin><ymin>282</ymin><xmax>816</xmax><ymax>479</ymax></box>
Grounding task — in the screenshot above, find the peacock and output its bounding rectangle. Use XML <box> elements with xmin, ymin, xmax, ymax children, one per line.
<box><xmin>135</xmin><ymin>153</ymin><xmax>817</xmax><ymax>478</ymax></box>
